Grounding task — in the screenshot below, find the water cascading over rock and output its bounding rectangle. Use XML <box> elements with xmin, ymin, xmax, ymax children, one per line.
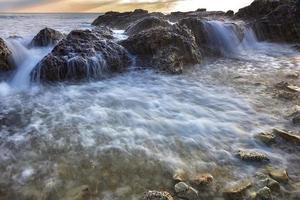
<box><xmin>31</xmin><ymin>29</ymin><xmax>131</xmax><ymax>82</ymax></box>
<box><xmin>179</xmin><ymin>18</ymin><xmax>257</xmax><ymax>57</ymax></box>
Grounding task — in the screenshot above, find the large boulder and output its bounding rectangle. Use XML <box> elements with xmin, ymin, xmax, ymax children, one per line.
<box><xmin>235</xmin><ymin>0</ymin><xmax>284</xmax><ymax>19</ymax></box>
<box><xmin>125</xmin><ymin>16</ymin><xmax>171</xmax><ymax>36</ymax></box>
<box><xmin>31</xmin><ymin>29</ymin><xmax>131</xmax><ymax>82</ymax></box>
<box><xmin>0</xmin><ymin>38</ymin><xmax>13</xmax><ymax>71</ymax></box>
<box><xmin>121</xmin><ymin>24</ymin><xmax>202</xmax><ymax>74</ymax></box>
<box><xmin>252</xmin><ymin>3</ymin><xmax>300</xmax><ymax>42</ymax></box>
<box><xmin>236</xmin><ymin>0</ymin><xmax>300</xmax><ymax>42</ymax></box>
<box><xmin>92</xmin><ymin>9</ymin><xmax>164</xmax><ymax>29</ymax></box>
<box><xmin>30</xmin><ymin>28</ymin><xmax>65</xmax><ymax>47</ymax></box>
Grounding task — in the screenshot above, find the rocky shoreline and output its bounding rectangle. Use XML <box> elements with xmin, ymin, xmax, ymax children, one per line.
<box><xmin>0</xmin><ymin>1</ymin><xmax>300</xmax><ymax>200</ymax></box>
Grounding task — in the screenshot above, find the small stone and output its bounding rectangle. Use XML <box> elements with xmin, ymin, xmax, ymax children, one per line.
<box><xmin>256</xmin><ymin>187</ymin><xmax>272</xmax><ymax>200</ymax></box>
<box><xmin>223</xmin><ymin>181</ymin><xmax>252</xmax><ymax>200</ymax></box>
<box><xmin>286</xmin><ymin>85</ymin><xmax>300</xmax><ymax>93</ymax></box>
<box><xmin>256</xmin><ymin>132</ymin><xmax>276</xmax><ymax>145</ymax></box>
<box><xmin>174</xmin><ymin>182</ymin><xmax>199</xmax><ymax>200</ymax></box>
<box><xmin>64</xmin><ymin>185</ymin><xmax>90</xmax><ymax>200</ymax></box>
<box><xmin>173</xmin><ymin>169</ymin><xmax>188</xmax><ymax>182</ymax></box>
<box><xmin>190</xmin><ymin>173</ymin><xmax>214</xmax><ymax>186</ymax></box>
<box><xmin>266</xmin><ymin>178</ymin><xmax>280</xmax><ymax>192</ymax></box>
<box><xmin>286</xmin><ymin>72</ymin><xmax>299</xmax><ymax>79</ymax></box>
<box><xmin>237</xmin><ymin>150</ymin><xmax>269</xmax><ymax>162</ymax></box>
<box><xmin>272</xmin><ymin>129</ymin><xmax>300</xmax><ymax>144</ymax></box>
<box><xmin>268</xmin><ymin>168</ymin><xmax>289</xmax><ymax>183</ymax></box>
<box><xmin>143</xmin><ymin>191</ymin><xmax>174</xmax><ymax>200</ymax></box>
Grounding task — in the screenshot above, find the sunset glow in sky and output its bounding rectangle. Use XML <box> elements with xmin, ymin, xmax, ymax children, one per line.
<box><xmin>0</xmin><ymin>0</ymin><xmax>254</xmax><ymax>13</ymax></box>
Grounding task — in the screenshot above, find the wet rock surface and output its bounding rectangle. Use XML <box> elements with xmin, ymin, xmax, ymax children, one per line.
<box><xmin>92</xmin><ymin>9</ymin><xmax>164</xmax><ymax>29</ymax></box>
<box><xmin>223</xmin><ymin>181</ymin><xmax>252</xmax><ymax>200</ymax></box>
<box><xmin>237</xmin><ymin>150</ymin><xmax>270</xmax><ymax>162</ymax></box>
<box><xmin>121</xmin><ymin>24</ymin><xmax>201</xmax><ymax>74</ymax></box>
<box><xmin>30</xmin><ymin>28</ymin><xmax>65</xmax><ymax>47</ymax></box>
<box><xmin>143</xmin><ymin>191</ymin><xmax>174</xmax><ymax>200</ymax></box>
<box><xmin>125</xmin><ymin>16</ymin><xmax>171</xmax><ymax>36</ymax></box>
<box><xmin>174</xmin><ymin>182</ymin><xmax>199</xmax><ymax>200</ymax></box>
<box><xmin>31</xmin><ymin>28</ymin><xmax>131</xmax><ymax>82</ymax></box>
<box><xmin>0</xmin><ymin>38</ymin><xmax>13</xmax><ymax>71</ymax></box>
<box><xmin>236</xmin><ymin>0</ymin><xmax>300</xmax><ymax>42</ymax></box>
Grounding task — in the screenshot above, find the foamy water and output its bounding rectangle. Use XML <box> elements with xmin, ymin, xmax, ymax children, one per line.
<box><xmin>0</xmin><ymin>13</ymin><xmax>300</xmax><ymax>200</ymax></box>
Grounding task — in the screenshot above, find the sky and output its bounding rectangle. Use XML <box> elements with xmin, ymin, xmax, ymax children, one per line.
<box><xmin>0</xmin><ymin>0</ymin><xmax>254</xmax><ymax>13</ymax></box>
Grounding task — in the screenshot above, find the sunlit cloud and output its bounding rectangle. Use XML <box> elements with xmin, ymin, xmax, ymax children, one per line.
<box><xmin>0</xmin><ymin>0</ymin><xmax>253</xmax><ymax>13</ymax></box>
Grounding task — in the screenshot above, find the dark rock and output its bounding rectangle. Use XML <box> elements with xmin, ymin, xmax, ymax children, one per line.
<box><xmin>121</xmin><ymin>24</ymin><xmax>202</xmax><ymax>74</ymax></box>
<box><xmin>0</xmin><ymin>38</ymin><xmax>13</xmax><ymax>71</ymax></box>
<box><xmin>235</xmin><ymin>0</ymin><xmax>284</xmax><ymax>19</ymax></box>
<box><xmin>226</xmin><ymin>10</ymin><xmax>235</xmax><ymax>17</ymax></box>
<box><xmin>196</xmin><ymin>8</ymin><xmax>207</xmax><ymax>12</ymax></box>
<box><xmin>143</xmin><ymin>191</ymin><xmax>174</xmax><ymax>200</ymax></box>
<box><xmin>237</xmin><ymin>149</ymin><xmax>270</xmax><ymax>162</ymax></box>
<box><xmin>30</xmin><ymin>28</ymin><xmax>64</xmax><ymax>47</ymax></box>
<box><xmin>92</xmin><ymin>9</ymin><xmax>164</xmax><ymax>29</ymax></box>
<box><xmin>125</xmin><ymin>16</ymin><xmax>171</xmax><ymax>36</ymax></box>
<box><xmin>236</xmin><ymin>0</ymin><xmax>300</xmax><ymax>42</ymax></box>
<box><xmin>31</xmin><ymin>29</ymin><xmax>131</xmax><ymax>82</ymax></box>
<box><xmin>223</xmin><ymin>181</ymin><xmax>252</xmax><ymax>200</ymax></box>
<box><xmin>94</xmin><ymin>26</ymin><xmax>114</xmax><ymax>39</ymax></box>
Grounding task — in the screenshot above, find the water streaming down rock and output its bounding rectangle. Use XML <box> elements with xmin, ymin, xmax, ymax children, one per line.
<box><xmin>202</xmin><ymin>20</ymin><xmax>259</xmax><ymax>56</ymax></box>
<box><xmin>5</xmin><ymin>38</ymin><xmax>52</xmax><ymax>90</ymax></box>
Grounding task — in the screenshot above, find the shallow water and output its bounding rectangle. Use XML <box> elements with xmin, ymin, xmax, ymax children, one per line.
<box><xmin>0</xmin><ymin>14</ymin><xmax>300</xmax><ymax>200</ymax></box>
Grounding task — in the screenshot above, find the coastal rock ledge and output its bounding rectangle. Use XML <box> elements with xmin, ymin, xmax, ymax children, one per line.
<box><xmin>31</xmin><ymin>28</ymin><xmax>131</xmax><ymax>82</ymax></box>
<box><xmin>0</xmin><ymin>38</ymin><xmax>13</xmax><ymax>71</ymax></box>
<box><xmin>121</xmin><ymin>24</ymin><xmax>202</xmax><ymax>74</ymax></box>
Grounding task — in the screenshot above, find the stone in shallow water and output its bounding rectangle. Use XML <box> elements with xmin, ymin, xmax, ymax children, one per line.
<box><xmin>237</xmin><ymin>150</ymin><xmax>269</xmax><ymax>162</ymax></box>
<box><xmin>268</xmin><ymin>168</ymin><xmax>289</xmax><ymax>183</ymax></box>
<box><xmin>223</xmin><ymin>180</ymin><xmax>252</xmax><ymax>200</ymax></box>
<box><xmin>272</xmin><ymin>129</ymin><xmax>300</xmax><ymax>144</ymax></box>
<box><xmin>190</xmin><ymin>173</ymin><xmax>214</xmax><ymax>186</ymax></box>
<box><xmin>256</xmin><ymin>186</ymin><xmax>272</xmax><ymax>200</ymax></box>
<box><xmin>174</xmin><ymin>182</ymin><xmax>199</xmax><ymax>200</ymax></box>
<box><xmin>143</xmin><ymin>191</ymin><xmax>174</xmax><ymax>200</ymax></box>
<box><xmin>64</xmin><ymin>185</ymin><xmax>90</xmax><ymax>200</ymax></box>
<box><xmin>256</xmin><ymin>132</ymin><xmax>276</xmax><ymax>145</ymax></box>
<box><xmin>173</xmin><ymin>169</ymin><xmax>188</xmax><ymax>182</ymax></box>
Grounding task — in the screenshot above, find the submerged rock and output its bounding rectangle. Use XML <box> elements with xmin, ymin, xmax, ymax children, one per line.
<box><xmin>30</xmin><ymin>28</ymin><xmax>64</xmax><ymax>47</ymax></box>
<box><xmin>190</xmin><ymin>173</ymin><xmax>214</xmax><ymax>187</ymax></box>
<box><xmin>31</xmin><ymin>29</ymin><xmax>131</xmax><ymax>82</ymax></box>
<box><xmin>0</xmin><ymin>38</ymin><xmax>13</xmax><ymax>71</ymax></box>
<box><xmin>174</xmin><ymin>182</ymin><xmax>199</xmax><ymax>200</ymax></box>
<box><xmin>64</xmin><ymin>185</ymin><xmax>90</xmax><ymax>200</ymax></box>
<box><xmin>256</xmin><ymin>186</ymin><xmax>272</xmax><ymax>200</ymax></box>
<box><xmin>125</xmin><ymin>16</ymin><xmax>170</xmax><ymax>36</ymax></box>
<box><xmin>223</xmin><ymin>180</ymin><xmax>252</xmax><ymax>200</ymax></box>
<box><xmin>256</xmin><ymin>131</ymin><xmax>276</xmax><ymax>145</ymax></box>
<box><xmin>268</xmin><ymin>168</ymin><xmax>289</xmax><ymax>183</ymax></box>
<box><xmin>272</xmin><ymin>128</ymin><xmax>300</xmax><ymax>144</ymax></box>
<box><xmin>121</xmin><ymin>24</ymin><xmax>202</xmax><ymax>74</ymax></box>
<box><xmin>143</xmin><ymin>191</ymin><xmax>174</xmax><ymax>200</ymax></box>
<box><xmin>92</xmin><ymin>9</ymin><xmax>164</xmax><ymax>29</ymax></box>
<box><xmin>237</xmin><ymin>149</ymin><xmax>269</xmax><ymax>162</ymax></box>
<box><xmin>173</xmin><ymin>169</ymin><xmax>188</xmax><ymax>182</ymax></box>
